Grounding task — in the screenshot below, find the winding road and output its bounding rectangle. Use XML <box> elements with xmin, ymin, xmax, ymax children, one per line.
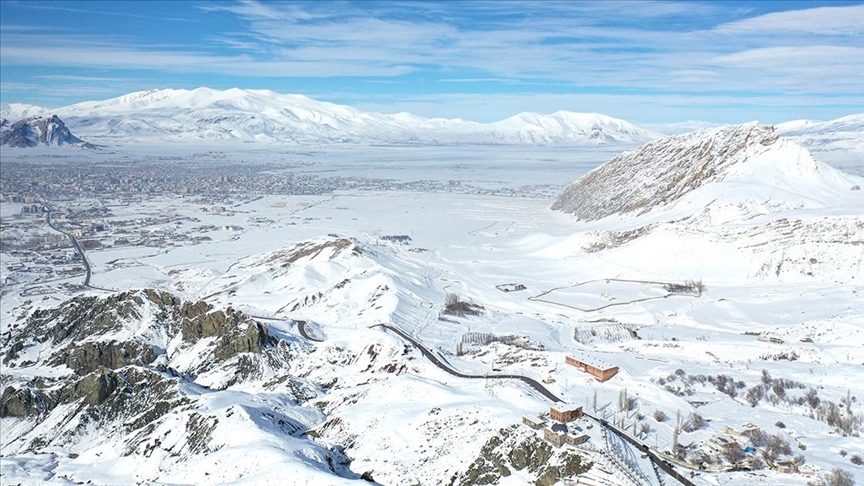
<box><xmin>364</xmin><ymin>323</ymin><xmax>696</xmax><ymax>486</ymax></box>
<box><xmin>372</xmin><ymin>323</ymin><xmax>563</xmax><ymax>403</ymax></box>
<box><xmin>296</xmin><ymin>320</ymin><xmax>324</xmax><ymax>342</ymax></box>
<box><xmin>45</xmin><ymin>208</ymin><xmax>113</xmax><ymax>292</ymax></box>
<box><xmin>46</xmin><ymin>209</ymin><xmax>91</xmax><ymax>286</ymax></box>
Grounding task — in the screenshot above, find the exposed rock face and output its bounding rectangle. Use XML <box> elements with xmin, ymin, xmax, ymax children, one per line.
<box><xmin>64</xmin><ymin>367</ymin><xmax>120</xmax><ymax>406</ymax></box>
<box><xmin>452</xmin><ymin>425</ymin><xmax>592</xmax><ymax>486</ymax></box>
<box><xmin>7</xmin><ymin>289</ymin><xmax>272</xmax><ymax>374</ymax></box>
<box><xmin>53</xmin><ymin>341</ymin><xmax>157</xmax><ymax>375</ymax></box>
<box><xmin>0</xmin><ymin>387</ymin><xmax>51</xmax><ymax>417</ymax></box>
<box><xmin>552</xmin><ymin>123</ymin><xmax>779</xmax><ymax>221</ymax></box>
<box><xmin>0</xmin><ymin>114</ymin><xmax>92</xmax><ymax>148</ymax></box>
<box><xmin>179</xmin><ymin>306</ymin><xmax>271</xmax><ymax>361</ymax></box>
<box><xmin>0</xmin><ymin>289</ymin><xmax>323</xmax><ymax>471</ymax></box>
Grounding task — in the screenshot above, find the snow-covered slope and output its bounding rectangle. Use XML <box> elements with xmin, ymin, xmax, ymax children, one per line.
<box><xmin>776</xmin><ymin>114</ymin><xmax>864</xmax><ymax>175</ymax></box>
<box><xmin>484</xmin><ymin>111</ymin><xmax>658</xmax><ymax>144</ymax></box>
<box><xmin>552</xmin><ymin>122</ymin><xmax>860</xmax><ymax>221</ymax></box>
<box><xmin>0</xmin><ymin>289</ymin><xmax>369</xmax><ymax>485</ymax></box>
<box><xmin>0</xmin><ymin>115</ymin><xmax>93</xmax><ymax>148</ymax></box>
<box><xmin>777</xmin><ymin>114</ymin><xmax>864</xmax><ymax>152</ymax></box>
<box><xmin>551</xmin><ymin>122</ymin><xmax>864</xmax><ymax>284</ymax></box>
<box><xmin>5</xmin><ymin>87</ymin><xmax>658</xmax><ymax>145</ymax></box>
<box><xmin>181</xmin><ymin>237</ymin><xmax>439</xmax><ymax>334</ymax></box>
<box><xmin>0</xmin><ymin>102</ymin><xmax>49</xmax><ymax>121</ymax></box>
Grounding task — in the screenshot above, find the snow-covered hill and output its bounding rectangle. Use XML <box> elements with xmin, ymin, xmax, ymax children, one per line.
<box><xmin>551</xmin><ymin>122</ymin><xmax>864</xmax><ymax>284</ymax></box>
<box><xmin>0</xmin><ymin>115</ymin><xmax>93</xmax><ymax>148</ymax></box>
<box><xmin>777</xmin><ymin>114</ymin><xmax>864</xmax><ymax>152</ymax></box>
<box><xmin>0</xmin><ymin>102</ymin><xmax>49</xmax><ymax>121</ymax></box>
<box><xmin>0</xmin><ymin>289</ymin><xmax>370</xmax><ymax>485</ymax></box>
<box><xmin>0</xmin><ymin>88</ymin><xmax>660</xmax><ymax>145</ymax></box>
<box><xmin>552</xmin><ymin>122</ymin><xmax>859</xmax><ymax>221</ymax></box>
<box><xmin>776</xmin><ymin>114</ymin><xmax>864</xmax><ymax>175</ymax></box>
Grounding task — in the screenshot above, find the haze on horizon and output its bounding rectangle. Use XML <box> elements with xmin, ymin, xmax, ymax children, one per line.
<box><xmin>1</xmin><ymin>0</ymin><xmax>863</xmax><ymax>126</ymax></box>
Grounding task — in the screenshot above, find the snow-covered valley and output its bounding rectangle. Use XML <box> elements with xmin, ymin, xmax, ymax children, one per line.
<box><xmin>1</xmin><ymin>124</ymin><xmax>862</xmax><ymax>486</ymax></box>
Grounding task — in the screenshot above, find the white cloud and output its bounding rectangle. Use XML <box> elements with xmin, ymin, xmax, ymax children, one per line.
<box><xmin>0</xmin><ymin>45</ymin><xmax>414</xmax><ymax>77</ymax></box>
<box><xmin>2</xmin><ymin>0</ymin><xmax>862</xmax><ymax>122</ymax></box>
<box><xmin>715</xmin><ymin>5</ymin><xmax>864</xmax><ymax>36</ymax></box>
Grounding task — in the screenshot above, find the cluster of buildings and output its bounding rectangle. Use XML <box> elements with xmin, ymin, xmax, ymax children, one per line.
<box><xmin>523</xmin><ymin>404</ymin><xmax>590</xmax><ymax>448</ymax></box>
<box><xmin>1</xmin><ymin>156</ymin><xmax>556</xmax><ymax>205</ymax></box>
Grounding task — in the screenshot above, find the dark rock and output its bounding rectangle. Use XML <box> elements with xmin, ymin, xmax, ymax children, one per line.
<box><xmin>64</xmin><ymin>368</ymin><xmax>120</xmax><ymax>406</ymax></box>
<box><xmin>0</xmin><ymin>386</ymin><xmax>51</xmax><ymax>417</ymax></box>
<box><xmin>52</xmin><ymin>340</ymin><xmax>157</xmax><ymax>375</ymax></box>
<box><xmin>0</xmin><ymin>115</ymin><xmax>93</xmax><ymax>148</ymax></box>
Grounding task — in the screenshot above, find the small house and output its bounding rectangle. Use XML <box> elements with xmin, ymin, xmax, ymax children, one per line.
<box><xmin>522</xmin><ymin>415</ymin><xmax>546</xmax><ymax>430</ymax></box>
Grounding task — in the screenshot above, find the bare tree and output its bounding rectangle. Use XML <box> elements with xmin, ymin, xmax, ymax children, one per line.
<box><xmin>815</xmin><ymin>468</ymin><xmax>855</xmax><ymax>486</ymax></box>
<box><xmin>764</xmin><ymin>434</ymin><xmax>791</xmax><ymax>462</ymax></box>
<box><xmin>723</xmin><ymin>442</ymin><xmax>745</xmax><ymax>464</ymax></box>
<box><xmin>639</xmin><ymin>421</ymin><xmax>651</xmax><ymax>438</ymax></box>
<box><xmin>682</xmin><ymin>412</ymin><xmax>705</xmax><ymax>432</ymax></box>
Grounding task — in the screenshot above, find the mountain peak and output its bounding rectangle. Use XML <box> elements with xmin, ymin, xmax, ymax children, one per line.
<box><xmin>550</xmin><ymin>122</ymin><xmax>832</xmax><ymax>221</ymax></box>
<box><xmin>0</xmin><ymin>114</ymin><xmax>93</xmax><ymax>148</ymax></box>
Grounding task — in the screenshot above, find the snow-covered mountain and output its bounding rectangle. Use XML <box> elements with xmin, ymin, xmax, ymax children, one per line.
<box><xmin>776</xmin><ymin>114</ymin><xmax>864</xmax><ymax>175</ymax></box>
<box><xmin>0</xmin><ymin>239</ymin><xmax>579</xmax><ymax>485</ymax></box>
<box><xmin>0</xmin><ymin>289</ymin><xmax>369</xmax><ymax>484</ymax></box>
<box><xmin>776</xmin><ymin>113</ymin><xmax>864</xmax><ymax>151</ymax></box>
<box><xmin>0</xmin><ymin>102</ymin><xmax>49</xmax><ymax>121</ymax></box>
<box><xmin>552</xmin><ymin>122</ymin><xmax>864</xmax><ymax>284</ymax></box>
<box><xmin>0</xmin><ymin>115</ymin><xmax>93</xmax><ymax>148</ymax></box>
<box><xmin>553</xmin><ymin>122</ymin><xmax>859</xmax><ymax>221</ymax></box>
<box><xmin>0</xmin><ymin>88</ymin><xmax>660</xmax><ymax>145</ymax></box>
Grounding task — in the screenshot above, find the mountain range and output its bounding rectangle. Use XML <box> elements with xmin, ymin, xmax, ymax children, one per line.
<box><xmin>1</xmin><ymin>88</ymin><xmax>661</xmax><ymax>145</ymax></box>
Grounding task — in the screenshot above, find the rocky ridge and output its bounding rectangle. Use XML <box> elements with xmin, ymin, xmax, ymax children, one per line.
<box><xmin>552</xmin><ymin>122</ymin><xmax>785</xmax><ymax>221</ymax></box>
<box><xmin>0</xmin><ymin>115</ymin><xmax>93</xmax><ymax>148</ymax></box>
<box><xmin>0</xmin><ymin>289</ymin><xmax>362</xmax><ymax>484</ymax></box>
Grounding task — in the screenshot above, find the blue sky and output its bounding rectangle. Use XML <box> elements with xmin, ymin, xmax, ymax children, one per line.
<box><xmin>1</xmin><ymin>0</ymin><xmax>862</xmax><ymax>124</ymax></box>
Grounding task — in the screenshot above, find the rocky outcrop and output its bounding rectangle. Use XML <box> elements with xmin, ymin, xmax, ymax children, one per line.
<box><xmin>452</xmin><ymin>425</ymin><xmax>592</xmax><ymax>486</ymax></box>
<box><xmin>0</xmin><ymin>114</ymin><xmax>93</xmax><ymax>148</ymax></box>
<box><xmin>52</xmin><ymin>340</ymin><xmax>157</xmax><ymax>375</ymax></box>
<box><xmin>180</xmin><ymin>307</ymin><xmax>271</xmax><ymax>361</ymax></box>
<box><xmin>0</xmin><ymin>288</ymin><xmax>361</xmax><ymax>485</ymax></box>
<box><xmin>63</xmin><ymin>367</ymin><xmax>120</xmax><ymax>406</ymax></box>
<box><xmin>0</xmin><ymin>387</ymin><xmax>51</xmax><ymax>417</ymax></box>
<box><xmin>552</xmin><ymin>123</ymin><xmax>780</xmax><ymax>220</ymax></box>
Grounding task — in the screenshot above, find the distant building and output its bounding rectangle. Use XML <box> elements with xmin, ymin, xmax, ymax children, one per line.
<box><xmin>496</xmin><ymin>283</ymin><xmax>527</xmax><ymax>292</ymax></box>
<box><xmin>550</xmin><ymin>404</ymin><xmax>583</xmax><ymax>423</ymax></box>
<box><xmin>543</xmin><ymin>423</ymin><xmax>590</xmax><ymax>448</ymax></box>
<box><xmin>381</xmin><ymin>235</ymin><xmax>412</xmax><ymax>244</ymax></box>
<box><xmin>565</xmin><ymin>354</ymin><xmax>619</xmax><ymax>382</ymax></box>
<box><xmin>522</xmin><ymin>415</ymin><xmax>546</xmax><ymax>430</ymax></box>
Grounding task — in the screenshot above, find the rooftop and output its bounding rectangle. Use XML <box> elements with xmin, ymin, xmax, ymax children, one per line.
<box><xmin>568</xmin><ymin>352</ymin><xmax>616</xmax><ymax>371</ymax></box>
<box><xmin>551</xmin><ymin>403</ymin><xmax>582</xmax><ymax>413</ymax></box>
